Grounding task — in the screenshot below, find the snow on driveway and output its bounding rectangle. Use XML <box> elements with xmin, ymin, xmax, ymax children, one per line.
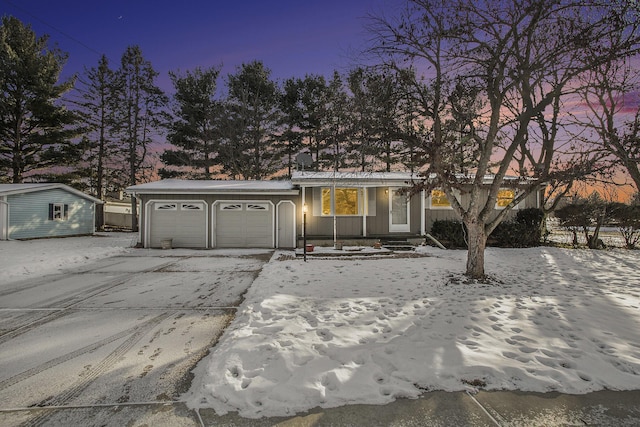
<box><xmin>0</xmin><ymin>235</ymin><xmax>273</xmax><ymax>426</ymax></box>
<box><xmin>185</xmin><ymin>246</ymin><xmax>640</xmax><ymax>418</ymax></box>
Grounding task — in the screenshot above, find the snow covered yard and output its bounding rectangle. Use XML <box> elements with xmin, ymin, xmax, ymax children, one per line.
<box><xmin>0</xmin><ymin>232</ymin><xmax>137</xmax><ymax>282</ymax></box>
<box><xmin>186</xmin><ymin>246</ymin><xmax>640</xmax><ymax>418</ymax></box>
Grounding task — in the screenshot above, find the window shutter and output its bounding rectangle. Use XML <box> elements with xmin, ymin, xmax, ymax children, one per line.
<box><xmin>48</xmin><ymin>204</ymin><xmax>54</xmax><ymax>220</ymax></box>
<box><xmin>63</xmin><ymin>204</ymin><xmax>69</xmax><ymax>219</ymax></box>
<box><xmin>312</xmin><ymin>188</ymin><xmax>322</xmax><ymax>216</ymax></box>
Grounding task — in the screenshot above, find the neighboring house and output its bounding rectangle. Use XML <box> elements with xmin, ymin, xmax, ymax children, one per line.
<box><xmin>0</xmin><ymin>183</ymin><xmax>103</xmax><ymax>240</ymax></box>
<box><xmin>126</xmin><ymin>172</ymin><xmax>544</xmax><ymax>249</ymax></box>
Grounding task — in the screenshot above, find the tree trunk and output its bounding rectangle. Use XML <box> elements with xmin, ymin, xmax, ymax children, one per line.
<box><xmin>465</xmin><ymin>220</ymin><xmax>487</xmax><ymax>279</ymax></box>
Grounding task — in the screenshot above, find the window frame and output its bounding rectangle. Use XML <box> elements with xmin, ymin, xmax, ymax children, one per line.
<box><xmin>320</xmin><ymin>187</ymin><xmax>361</xmax><ymax>216</ymax></box>
<box><xmin>49</xmin><ymin>203</ymin><xmax>69</xmax><ymax>221</ymax></box>
<box><xmin>495</xmin><ymin>188</ymin><xmax>519</xmax><ymax>210</ymax></box>
<box><xmin>429</xmin><ymin>189</ymin><xmax>453</xmax><ymax>210</ymax></box>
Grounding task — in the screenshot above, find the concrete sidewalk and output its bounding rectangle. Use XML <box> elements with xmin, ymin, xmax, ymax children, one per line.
<box><xmin>197</xmin><ymin>390</ymin><xmax>640</xmax><ymax>426</ymax></box>
<box><xmin>2</xmin><ymin>389</ymin><xmax>639</xmax><ymax>426</ymax></box>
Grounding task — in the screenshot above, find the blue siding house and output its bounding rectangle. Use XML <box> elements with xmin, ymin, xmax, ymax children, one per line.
<box><xmin>0</xmin><ymin>184</ymin><xmax>102</xmax><ymax>240</ymax></box>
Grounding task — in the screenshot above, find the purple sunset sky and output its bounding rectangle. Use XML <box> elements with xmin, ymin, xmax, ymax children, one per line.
<box><xmin>2</xmin><ymin>0</ymin><xmax>399</xmax><ymax>91</ymax></box>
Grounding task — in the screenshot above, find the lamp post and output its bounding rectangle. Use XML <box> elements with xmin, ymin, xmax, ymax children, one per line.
<box><xmin>303</xmin><ymin>204</ymin><xmax>307</xmax><ymax>262</ymax></box>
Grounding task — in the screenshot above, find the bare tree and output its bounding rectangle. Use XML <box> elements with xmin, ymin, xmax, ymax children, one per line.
<box><xmin>368</xmin><ymin>0</ymin><xmax>640</xmax><ymax>278</ymax></box>
<box><xmin>574</xmin><ymin>55</ymin><xmax>640</xmax><ymax>194</ymax></box>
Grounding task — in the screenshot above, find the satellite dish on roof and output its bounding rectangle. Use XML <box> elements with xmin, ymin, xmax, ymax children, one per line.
<box><xmin>295</xmin><ymin>152</ymin><xmax>313</xmax><ymax>170</ymax></box>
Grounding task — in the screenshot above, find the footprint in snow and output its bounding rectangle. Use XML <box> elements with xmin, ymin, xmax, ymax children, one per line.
<box><xmin>316</xmin><ymin>328</ymin><xmax>334</xmax><ymax>341</ymax></box>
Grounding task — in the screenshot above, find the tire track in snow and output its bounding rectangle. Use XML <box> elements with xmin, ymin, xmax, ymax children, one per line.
<box><xmin>0</xmin><ymin>312</ymin><xmax>172</xmax><ymax>392</ymax></box>
<box><xmin>0</xmin><ymin>261</ymin><xmax>180</xmax><ymax>344</ymax></box>
<box><xmin>18</xmin><ymin>311</ymin><xmax>175</xmax><ymax>427</ymax></box>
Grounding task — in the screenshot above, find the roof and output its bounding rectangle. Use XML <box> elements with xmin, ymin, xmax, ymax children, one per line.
<box><xmin>0</xmin><ymin>183</ymin><xmax>103</xmax><ymax>203</ymax></box>
<box><xmin>126</xmin><ymin>179</ymin><xmax>299</xmax><ymax>195</ymax></box>
<box><xmin>291</xmin><ymin>171</ymin><xmax>419</xmax><ymax>187</ymax></box>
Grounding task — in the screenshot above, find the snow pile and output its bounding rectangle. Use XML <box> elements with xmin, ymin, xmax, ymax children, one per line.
<box><xmin>0</xmin><ymin>232</ymin><xmax>136</xmax><ymax>282</ymax></box>
<box><xmin>186</xmin><ymin>246</ymin><xmax>640</xmax><ymax>418</ymax></box>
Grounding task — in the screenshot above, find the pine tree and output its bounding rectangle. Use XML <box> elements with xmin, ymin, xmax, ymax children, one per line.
<box><xmin>162</xmin><ymin>66</ymin><xmax>222</xmax><ymax>179</ymax></box>
<box><xmin>113</xmin><ymin>45</ymin><xmax>167</xmax><ymax>230</ymax></box>
<box><xmin>219</xmin><ymin>61</ymin><xmax>282</xmax><ymax>180</ymax></box>
<box><xmin>74</xmin><ymin>55</ymin><xmax>121</xmax><ymax>199</ymax></box>
<box><xmin>0</xmin><ymin>16</ymin><xmax>80</xmax><ymax>183</ymax></box>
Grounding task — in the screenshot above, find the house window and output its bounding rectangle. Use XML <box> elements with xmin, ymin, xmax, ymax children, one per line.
<box><xmin>430</xmin><ymin>189</ymin><xmax>451</xmax><ymax>209</ymax></box>
<box><xmin>220</xmin><ymin>203</ymin><xmax>242</xmax><ymax>211</ymax></box>
<box><xmin>496</xmin><ymin>189</ymin><xmax>516</xmax><ymax>209</ymax></box>
<box><xmin>180</xmin><ymin>202</ymin><xmax>203</xmax><ymax>211</ymax></box>
<box><xmin>155</xmin><ymin>203</ymin><xmax>177</xmax><ymax>211</ymax></box>
<box><xmin>49</xmin><ymin>203</ymin><xmax>69</xmax><ymax>221</ymax></box>
<box><xmin>321</xmin><ymin>187</ymin><xmax>359</xmax><ymax>216</ymax></box>
<box><xmin>247</xmin><ymin>203</ymin><xmax>269</xmax><ymax>211</ymax></box>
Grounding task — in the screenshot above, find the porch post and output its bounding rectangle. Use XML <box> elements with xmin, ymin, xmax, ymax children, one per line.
<box><xmin>301</xmin><ymin>187</ymin><xmax>306</xmax><ymax>243</ymax></box>
<box><xmin>420</xmin><ymin>189</ymin><xmax>426</xmax><ymax>235</ymax></box>
<box><xmin>362</xmin><ymin>187</ymin><xmax>367</xmax><ymax>238</ymax></box>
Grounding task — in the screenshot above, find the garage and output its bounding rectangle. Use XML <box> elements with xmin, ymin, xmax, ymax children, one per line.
<box><xmin>215</xmin><ymin>201</ymin><xmax>273</xmax><ymax>248</ymax></box>
<box><xmin>148</xmin><ymin>200</ymin><xmax>207</xmax><ymax>248</ymax></box>
<box><xmin>127</xmin><ymin>179</ymin><xmax>298</xmax><ymax>249</ymax></box>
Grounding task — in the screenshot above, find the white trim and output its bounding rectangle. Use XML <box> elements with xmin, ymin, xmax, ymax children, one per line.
<box><xmin>276</xmin><ymin>200</ymin><xmax>296</xmax><ymax>249</ymax></box>
<box><xmin>0</xmin><ymin>183</ymin><xmax>103</xmax><ymax>204</ymax></box>
<box><xmin>389</xmin><ymin>187</ymin><xmax>411</xmax><ymax>233</ymax></box>
<box><xmin>420</xmin><ymin>189</ymin><xmax>426</xmax><ymax>235</ymax></box>
<box><xmin>52</xmin><ymin>203</ymin><xmax>65</xmax><ymax>221</ymax></box>
<box><xmin>0</xmin><ymin>198</ymin><xmax>8</xmax><ymax>240</ymax></box>
<box><xmin>212</xmin><ymin>199</ymin><xmax>275</xmax><ymax>248</ymax></box>
<box><xmin>362</xmin><ymin>188</ymin><xmax>367</xmax><ymax>237</ymax></box>
<box><xmin>144</xmin><ymin>199</ymin><xmax>208</xmax><ymax>248</ymax></box>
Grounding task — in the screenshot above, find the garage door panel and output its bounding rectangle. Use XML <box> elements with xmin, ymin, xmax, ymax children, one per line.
<box><xmin>216</xmin><ymin>202</ymin><xmax>273</xmax><ymax>248</ymax></box>
<box><xmin>149</xmin><ymin>201</ymin><xmax>207</xmax><ymax>248</ymax></box>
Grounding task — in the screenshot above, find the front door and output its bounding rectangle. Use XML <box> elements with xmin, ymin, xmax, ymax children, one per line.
<box><xmin>389</xmin><ymin>187</ymin><xmax>410</xmax><ymax>232</ymax></box>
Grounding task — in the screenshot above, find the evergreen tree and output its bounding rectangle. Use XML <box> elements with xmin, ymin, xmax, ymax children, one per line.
<box><xmin>75</xmin><ymin>54</ymin><xmax>121</xmax><ymax>199</ymax></box>
<box><xmin>0</xmin><ymin>16</ymin><xmax>79</xmax><ymax>183</ymax></box>
<box><xmin>162</xmin><ymin>66</ymin><xmax>222</xmax><ymax>179</ymax></box>
<box><xmin>113</xmin><ymin>45</ymin><xmax>167</xmax><ymax>230</ymax></box>
<box><xmin>219</xmin><ymin>61</ymin><xmax>282</xmax><ymax>180</ymax></box>
<box><xmin>320</xmin><ymin>72</ymin><xmax>349</xmax><ymax>171</ymax></box>
<box><xmin>284</xmin><ymin>74</ymin><xmax>329</xmax><ymax>169</ymax></box>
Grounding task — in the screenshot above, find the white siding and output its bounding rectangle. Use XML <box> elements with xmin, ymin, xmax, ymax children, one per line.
<box><xmin>8</xmin><ymin>189</ymin><xmax>95</xmax><ymax>239</ymax></box>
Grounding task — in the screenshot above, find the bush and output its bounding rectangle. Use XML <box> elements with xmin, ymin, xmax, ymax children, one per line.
<box><xmin>490</xmin><ymin>208</ymin><xmax>544</xmax><ymax>248</ymax></box>
<box><xmin>430</xmin><ymin>209</ymin><xmax>544</xmax><ymax>249</ymax></box>
<box><xmin>430</xmin><ymin>220</ymin><xmax>467</xmax><ymax>248</ymax></box>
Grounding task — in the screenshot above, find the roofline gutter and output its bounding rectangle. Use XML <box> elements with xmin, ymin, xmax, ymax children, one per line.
<box><xmin>126</xmin><ymin>190</ymin><xmax>300</xmax><ymax>197</ymax></box>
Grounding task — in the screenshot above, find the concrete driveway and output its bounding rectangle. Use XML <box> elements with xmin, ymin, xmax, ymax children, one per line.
<box><xmin>0</xmin><ymin>249</ymin><xmax>273</xmax><ymax>427</ymax></box>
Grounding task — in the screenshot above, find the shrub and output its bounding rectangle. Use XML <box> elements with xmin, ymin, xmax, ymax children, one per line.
<box><xmin>490</xmin><ymin>208</ymin><xmax>544</xmax><ymax>247</ymax></box>
<box><xmin>430</xmin><ymin>220</ymin><xmax>467</xmax><ymax>248</ymax></box>
<box><xmin>431</xmin><ymin>209</ymin><xmax>544</xmax><ymax>249</ymax></box>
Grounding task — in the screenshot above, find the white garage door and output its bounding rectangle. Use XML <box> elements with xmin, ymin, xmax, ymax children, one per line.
<box><xmin>216</xmin><ymin>202</ymin><xmax>273</xmax><ymax>248</ymax></box>
<box><xmin>149</xmin><ymin>201</ymin><xmax>207</xmax><ymax>248</ymax></box>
